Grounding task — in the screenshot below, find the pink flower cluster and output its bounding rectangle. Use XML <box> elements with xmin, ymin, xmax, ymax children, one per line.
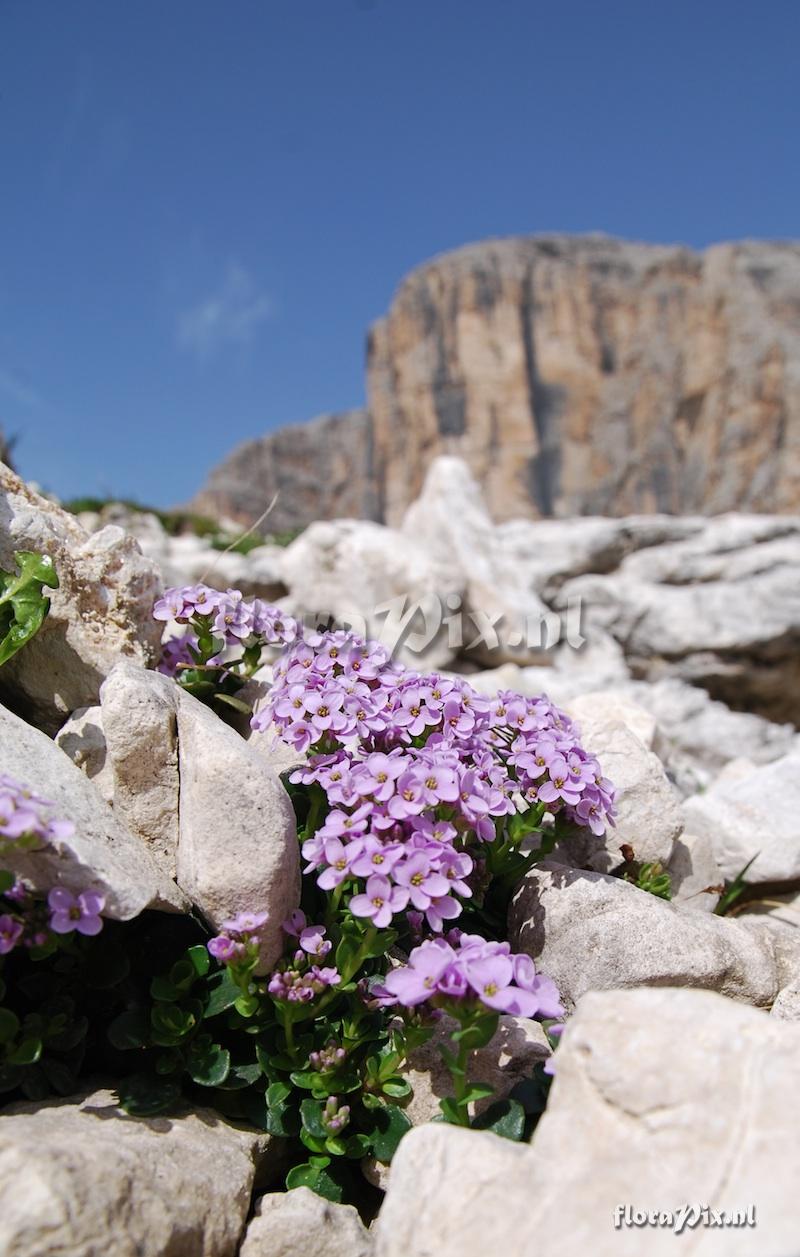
<box><xmin>0</xmin><ymin>775</ymin><xmax>75</xmax><ymax>847</ymax></box>
<box><xmin>255</xmin><ymin>629</ymin><xmax>614</xmax><ymax>835</ymax></box>
<box><xmin>250</xmin><ymin>628</ymin><xmax>615</xmax><ymax>935</ymax></box>
<box><xmin>381</xmin><ymin>931</ymin><xmax>565</xmax><ymax>1019</ymax></box>
<box><xmin>154</xmin><ymin>584</ymin><xmax>299</xmax><ymax>657</ymax></box>
<box><xmin>266</xmin><ymin>913</ymin><xmax>340</xmax><ymax>1002</ymax></box>
<box><xmin>0</xmin><ymin>777</ymin><xmax>105</xmax><ymax>954</ymax></box>
<box><xmin>207</xmin><ymin>910</ymin><xmax>269</xmax><ymax>964</ymax></box>
<box><xmin>0</xmin><ymin>880</ymin><xmax>106</xmax><ymax>955</ymax></box>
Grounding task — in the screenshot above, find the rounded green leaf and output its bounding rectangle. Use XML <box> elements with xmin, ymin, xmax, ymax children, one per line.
<box><xmin>0</xmin><ymin>1008</ymin><xmax>20</xmax><ymax>1044</ymax></box>
<box><xmin>472</xmin><ymin>1097</ymin><xmax>526</xmax><ymax>1142</ymax></box>
<box><xmin>117</xmin><ymin>1073</ymin><xmax>181</xmax><ymax>1117</ymax></box>
<box><xmin>370</xmin><ymin>1103</ymin><xmax>412</xmax><ymax>1163</ymax></box>
<box><xmin>7</xmin><ymin>1037</ymin><xmax>43</xmax><ymax>1066</ymax></box>
<box><xmin>107</xmin><ymin>1009</ymin><xmax>150</xmax><ymax>1052</ymax></box>
<box><xmin>187</xmin><ymin>1036</ymin><xmax>231</xmax><ymax>1088</ymax></box>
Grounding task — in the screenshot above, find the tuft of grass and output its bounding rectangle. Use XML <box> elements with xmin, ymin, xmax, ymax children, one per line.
<box><xmin>714</xmin><ymin>854</ymin><xmax>760</xmax><ymax>916</ymax></box>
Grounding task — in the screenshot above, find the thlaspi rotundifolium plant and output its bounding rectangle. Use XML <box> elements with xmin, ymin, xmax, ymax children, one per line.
<box><xmin>133</xmin><ymin>582</ymin><xmax>617</xmax><ymax>1196</ymax></box>
<box><xmin>0</xmin><ymin>569</ymin><xmax>616</xmax><ymax>1206</ymax></box>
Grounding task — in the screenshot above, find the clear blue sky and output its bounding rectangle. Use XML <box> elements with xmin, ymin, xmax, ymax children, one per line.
<box><xmin>2</xmin><ymin>0</ymin><xmax>798</xmax><ymax>506</ymax></box>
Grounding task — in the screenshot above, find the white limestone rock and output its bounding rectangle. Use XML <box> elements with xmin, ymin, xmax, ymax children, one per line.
<box><xmin>0</xmin><ymin>464</ymin><xmax>162</xmax><ymax>731</ymax></box>
<box><xmin>509</xmin><ymin>862</ymin><xmax>780</xmax><ymax>1011</ymax></box>
<box><xmin>0</xmin><ymin>701</ymin><xmax>185</xmax><ymax>917</ymax></box>
<box><xmin>0</xmin><ymin>1088</ymin><xmax>272</xmax><ymax>1257</ymax></box>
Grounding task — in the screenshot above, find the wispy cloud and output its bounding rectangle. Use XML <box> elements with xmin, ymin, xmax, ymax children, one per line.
<box><xmin>176</xmin><ymin>262</ymin><xmax>273</xmax><ymax>358</ymax></box>
<box><xmin>0</xmin><ymin>366</ymin><xmax>46</xmax><ymax>413</ymax></box>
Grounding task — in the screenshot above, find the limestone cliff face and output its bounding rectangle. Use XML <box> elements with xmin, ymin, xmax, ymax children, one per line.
<box><xmin>190</xmin><ymin>235</ymin><xmax>800</xmax><ymax>529</ymax></box>
<box><xmin>367</xmin><ymin>236</ymin><xmax>800</xmax><ymax>524</ymax></box>
<box><xmin>188</xmin><ymin>409</ymin><xmax>376</xmax><ymax>534</ymax></box>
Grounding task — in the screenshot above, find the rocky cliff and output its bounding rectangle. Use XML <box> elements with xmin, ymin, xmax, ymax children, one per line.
<box><xmin>189</xmin><ymin>409</ymin><xmax>376</xmax><ymax>533</ymax></box>
<box><xmin>191</xmin><ymin>235</ymin><xmax>800</xmax><ymax>528</ymax></box>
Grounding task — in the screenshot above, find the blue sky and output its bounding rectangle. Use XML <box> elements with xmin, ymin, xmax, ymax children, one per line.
<box><xmin>2</xmin><ymin>0</ymin><xmax>798</xmax><ymax>506</ymax></box>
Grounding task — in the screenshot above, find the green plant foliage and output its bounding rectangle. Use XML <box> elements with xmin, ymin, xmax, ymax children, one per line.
<box><xmin>0</xmin><ymin>550</ymin><xmax>58</xmax><ymax>667</ymax></box>
<box><xmin>624</xmin><ymin>860</ymin><xmax>673</xmax><ymax>901</ymax></box>
<box><xmin>714</xmin><ymin>854</ymin><xmax>760</xmax><ymax>916</ymax></box>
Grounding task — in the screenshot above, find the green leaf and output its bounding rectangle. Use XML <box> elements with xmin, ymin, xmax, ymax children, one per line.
<box><xmin>0</xmin><ymin>870</ymin><xmax>15</xmax><ymax>894</ymax></box>
<box><xmin>155</xmin><ymin>1050</ymin><xmax>182</xmax><ymax>1075</ymax></box>
<box><xmin>233</xmin><ymin>993</ymin><xmax>260</xmax><ymax>1018</ymax></box>
<box><xmin>300</xmin><ymin>1129</ymin><xmax>328</xmax><ymax>1154</ymax></box>
<box><xmin>0</xmin><ymin>551</ymin><xmax>58</xmax><ymax>668</ymax></box>
<box><xmin>213</xmin><ymin>693</ymin><xmax>252</xmax><ymax>714</ymax></box>
<box><xmin>509</xmin><ymin>1071</ymin><xmax>550</xmax><ymax>1117</ymax></box>
<box><xmin>471</xmin><ymin>1098</ymin><xmax>526</xmax><ymax>1141</ymax></box>
<box><xmin>285</xmin><ymin>1159</ymin><xmax>343</xmax><ymax>1202</ymax></box>
<box><xmin>20</xmin><ymin>1066</ymin><xmax>49</xmax><ymax>1101</ymax></box>
<box><xmin>0</xmin><ymin>1008</ymin><xmax>20</xmax><ymax>1044</ymax></box>
<box><xmin>381</xmin><ymin>1077</ymin><xmax>412</xmax><ymax>1099</ymax></box>
<box><xmin>45</xmin><ymin>1014</ymin><xmax>88</xmax><ymax>1052</ymax></box>
<box><xmin>343</xmin><ymin>1132</ymin><xmax>372</xmax><ymax>1158</ymax></box>
<box><xmin>117</xmin><ymin>1073</ymin><xmax>181</xmax><ymax>1117</ymax></box>
<box><xmin>169</xmin><ymin>957</ymin><xmax>200</xmax><ymax>992</ymax></box>
<box><xmin>107</xmin><ymin>1009</ymin><xmax>150</xmax><ymax>1052</ymax></box>
<box><xmin>715</xmin><ymin>853</ymin><xmax>760</xmax><ymax>916</ymax></box>
<box><xmin>149</xmin><ymin>976</ymin><xmax>182</xmax><ymax>1002</ymax></box>
<box><xmin>460</xmin><ymin>1083</ymin><xmax>495</xmax><ymax>1106</ymax></box>
<box><xmin>40</xmin><ymin>1056</ymin><xmax>78</xmax><ymax>1095</ymax></box>
<box><xmin>187</xmin><ymin>1035</ymin><xmax>231</xmax><ymax>1087</ymax></box>
<box><xmin>300</xmin><ymin>1097</ymin><xmax>328</xmax><ymax>1138</ymax></box>
<box><xmin>289</xmin><ymin>1069</ymin><xmax>318</xmax><ymax>1091</ymax></box>
<box><xmin>285</xmin><ymin>1161</ymin><xmax>322</xmax><ymax>1191</ymax></box>
<box><xmin>266</xmin><ymin>1080</ymin><xmax>291</xmax><ymax>1106</ymax></box>
<box><xmin>261</xmin><ymin>1082</ymin><xmax>301</xmax><ymax>1137</ymax></box>
<box><xmin>7</xmin><ymin>1037</ymin><xmax>43</xmax><ymax>1066</ymax></box>
<box><xmin>451</xmin><ymin>1013</ymin><xmax>498</xmax><ymax>1052</ymax></box>
<box><xmin>150</xmin><ymin>999</ymin><xmax>202</xmax><ymax>1046</ymax></box>
<box><xmin>508</xmin><ymin>802</ymin><xmax>544</xmax><ymax>844</ymax></box>
<box><xmin>438</xmin><ymin>1096</ymin><xmax>464</xmax><ymax>1125</ymax></box>
<box><xmin>369</xmin><ymin>1103</ymin><xmax>412</xmax><ymax>1163</ymax></box>
<box><xmin>334</xmin><ymin>933</ymin><xmax>361</xmax><ymax>978</ymax></box>
<box><xmin>215</xmin><ymin>1061</ymin><xmax>261</xmax><ymax>1090</ymax></box>
<box><xmin>187</xmin><ymin>945</ymin><xmax>211</xmax><ymax>978</ymax></box>
<box><xmin>203</xmin><ymin>970</ymin><xmax>240</xmax><ymax>1019</ymax></box>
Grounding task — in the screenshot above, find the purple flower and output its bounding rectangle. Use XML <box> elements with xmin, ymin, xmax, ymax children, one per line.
<box><xmin>0</xmin><ymin>914</ymin><xmax>23</xmax><ymax>954</ymax></box>
<box><xmin>354</xmin><ymin>752</ymin><xmax>406</xmax><ymax>801</ymax></box>
<box><xmin>394</xmin><ymin>688</ymin><xmax>440</xmax><ymax>738</ymax></box>
<box><xmin>410</xmin><ymin>814</ymin><xmax>458</xmax><ymax>846</ymax></box>
<box><xmin>299</xmin><ymin>925</ymin><xmax>332</xmax><ymax>957</ymax></box>
<box><xmin>316</xmin><ymin>837</ymin><xmax>354</xmax><ymax>890</ymax></box>
<box><xmin>349</xmin><ymin>875</ymin><xmax>409</xmax><ymax>928</ymax></box>
<box><xmin>382</xmin><ymin>932</ymin><xmax>563</xmax><ymax>1020</ymax></box>
<box><xmin>208</xmin><ymin>935</ymin><xmax>241</xmax><ymax>963</ymax></box>
<box><xmin>221</xmin><ymin>910</ymin><xmax>268</xmax><ymax>939</ymax></box>
<box><xmin>537</xmin><ymin>755</ymin><xmax>584</xmax><ymax>806</ymax></box>
<box><xmin>320</xmin><ymin>804</ymin><xmax>372</xmax><ymax>841</ymax></box>
<box><xmin>0</xmin><ymin>776</ymin><xmax>75</xmax><ymax>850</ymax></box>
<box><xmin>383</xmin><ymin>939</ymin><xmax>455</xmax><ymax>1006</ymax></box>
<box><xmin>424</xmin><ymin>893</ymin><xmax>461</xmax><ymax>933</ymax></box>
<box><xmin>47</xmin><ymin>887</ymin><xmax>105</xmax><ymax>936</ymax></box>
<box><xmin>393</xmin><ymin>852</ymin><xmax>450</xmax><ymax>911</ymax></box>
<box><xmin>416</xmin><ymin>764</ymin><xmax>460</xmax><ymax>806</ymax></box>
<box><xmin>387</xmin><ymin>772</ymin><xmax>427</xmax><ymax>819</ymax></box>
<box><xmin>282</xmin><ymin>908</ymin><xmax>307</xmax><ymax>937</ymax></box>
<box><xmin>153</xmin><ymin>587</ymin><xmax>191</xmax><ymax>621</ymax></box>
<box><xmin>348</xmin><ymin>837</ymin><xmax>404</xmax><ymax>878</ymax></box>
